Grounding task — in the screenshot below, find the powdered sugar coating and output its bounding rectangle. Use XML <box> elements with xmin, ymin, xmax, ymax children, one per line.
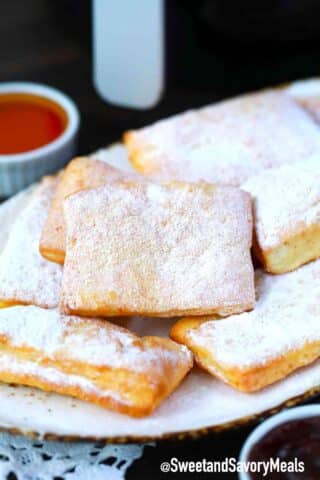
<box><xmin>0</xmin><ymin>305</ymin><xmax>192</xmax><ymax>415</ymax></box>
<box><xmin>0</xmin><ymin>178</ymin><xmax>62</xmax><ymax>308</ymax></box>
<box><xmin>0</xmin><ymin>305</ymin><xmax>192</xmax><ymax>374</ymax></box>
<box><xmin>243</xmin><ymin>155</ymin><xmax>320</xmax><ymax>249</ymax></box>
<box><xmin>188</xmin><ymin>259</ymin><xmax>320</xmax><ymax>369</ymax></box>
<box><xmin>61</xmin><ymin>182</ymin><xmax>254</xmax><ymax>317</ymax></box>
<box><xmin>125</xmin><ymin>91</ymin><xmax>320</xmax><ymax>185</ymax></box>
<box><xmin>40</xmin><ymin>157</ymin><xmax>139</xmax><ymax>263</ymax></box>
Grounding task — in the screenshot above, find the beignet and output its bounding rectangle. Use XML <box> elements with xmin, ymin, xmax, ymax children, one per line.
<box><xmin>124</xmin><ymin>91</ymin><xmax>320</xmax><ymax>185</ymax></box>
<box><xmin>0</xmin><ymin>178</ymin><xmax>62</xmax><ymax>309</ymax></box>
<box><xmin>171</xmin><ymin>258</ymin><xmax>320</xmax><ymax>392</ymax></box>
<box><xmin>243</xmin><ymin>156</ymin><xmax>320</xmax><ymax>274</ymax></box>
<box><xmin>0</xmin><ymin>305</ymin><xmax>192</xmax><ymax>417</ymax></box>
<box><xmin>40</xmin><ymin>157</ymin><xmax>137</xmax><ymax>264</ymax></box>
<box><xmin>60</xmin><ymin>181</ymin><xmax>254</xmax><ymax>317</ymax></box>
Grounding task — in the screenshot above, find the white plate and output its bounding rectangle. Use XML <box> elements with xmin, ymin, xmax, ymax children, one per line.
<box><xmin>0</xmin><ymin>144</ymin><xmax>319</xmax><ymax>443</ymax></box>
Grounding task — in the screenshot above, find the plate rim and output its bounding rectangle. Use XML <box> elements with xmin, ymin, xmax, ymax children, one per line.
<box><xmin>0</xmin><ymin>384</ymin><xmax>318</xmax><ymax>444</ymax></box>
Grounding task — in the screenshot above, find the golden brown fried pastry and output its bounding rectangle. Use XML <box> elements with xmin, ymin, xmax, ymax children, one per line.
<box><xmin>60</xmin><ymin>181</ymin><xmax>254</xmax><ymax>318</ymax></box>
<box><xmin>0</xmin><ymin>177</ymin><xmax>62</xmax><ymax>309</ymax></box>
<box><xmin>0</xmin><ymin>305</ymin><xmax>192</xmax><ymax>417</ymax></box>
<box><xmin>171</xmin><ymin>259</ymin><xmax>320</xmax><ymax>392</ymax></box>
<box><xmin>124</xmin><ymin>91</ymin><xmax>320</xmax><ymax>185</ymax></box>
<box><xmin>40</xmin><ymin>157</ymin><xmax>137</xmax><ymax>264</ymax></box>
<box><xmin>243</xmin><ymin>156</ymin><xmax>320</xmax><ymax>274</ymax></box>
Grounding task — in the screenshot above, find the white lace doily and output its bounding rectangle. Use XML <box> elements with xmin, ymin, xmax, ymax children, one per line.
<box><xmin>0</xmin><ymin>433</ymin><xmax>148</xmax><ymax>480</ymax></box>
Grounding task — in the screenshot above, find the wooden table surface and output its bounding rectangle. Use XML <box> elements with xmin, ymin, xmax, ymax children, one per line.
<box><xmin>1</xmin><ymin>1</ymin><xmax>320</xmax><ymax>478</ymax></box>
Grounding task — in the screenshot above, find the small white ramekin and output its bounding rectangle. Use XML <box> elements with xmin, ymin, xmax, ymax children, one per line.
<box><xmin>0</xmin><ymin>82</ymin><xmax>80</xmax><ymax>197</ymax></box>
<box><xmin>238</xmin><ymin>404</ymin><xmax>320</xmax><ymax>479</ymax></box>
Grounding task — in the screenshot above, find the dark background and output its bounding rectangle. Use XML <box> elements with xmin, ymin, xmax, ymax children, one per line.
<box><xmin>2</xmin><ymin>0</ymin><xmax>320</xmax><ymax>155</ymax></box>
<box><xmin>1</xmin><ymin>0</ymin><xmax>320</xmax><ymax>478</ymax></box>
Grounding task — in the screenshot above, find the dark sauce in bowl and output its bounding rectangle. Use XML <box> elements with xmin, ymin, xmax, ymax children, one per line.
<box><xmin>248</xmin><ymin>417</ymin><xmax>320</xmax><ymax>479</ymax></box>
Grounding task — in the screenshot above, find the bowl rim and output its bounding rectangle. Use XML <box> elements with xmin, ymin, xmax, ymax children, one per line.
<box><xmin>0</xmin><ymin>82</ymin><xmax>80</xmax><ymax>163</ymax></box>
<box><xmin>238</xmin><ymin>404</ymin><xmax>320</xmax><ymax>479</ymax></box>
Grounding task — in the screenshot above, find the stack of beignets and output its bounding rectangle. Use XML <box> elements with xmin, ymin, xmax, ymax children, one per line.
<box><xmin>1</xmin><ymin>78</ymin><xmax>320</xmax><ymax>417</ymax></box>
<box><xmin>125</xmin><ymin>79</ymin><xmax>320</xmax><ymax>392</ymax></box>
<box><xmin>0</xmin><ymin>160</ymin><xmax>193</xmax><ymax>417</ymax></box>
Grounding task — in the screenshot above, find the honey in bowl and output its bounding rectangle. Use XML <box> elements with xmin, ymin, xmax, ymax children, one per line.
<box><xmin>0</xmin><ymin>93</ymin><xmax>68</xmax><ymax>155</ymax></box>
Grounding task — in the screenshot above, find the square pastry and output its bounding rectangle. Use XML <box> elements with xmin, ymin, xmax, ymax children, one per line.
<box><xmin>0</xmin><ymin>305</ymin><xmax>192</xmax><ymax>417</ymax></box>
<box><xmin>61</xmin><ymin>182</ymin><xmax>254</xmax><ymax>317</ymax></box>
<box><xmin>40</xmin><ymin>157</ymin><xmax>137</xmax><ymax>264</ymax></box>
<box><xmin>0</xmin><ymin>177</ymin><xmax>62</xmax><ymax>309</ymax></box>
<box><xmin>124</xmin><ymin>91</ymin><xmax>320</xmax><ymax>185</ymax></box>
<box><xmin>171</xmin><ymin>258</ymin><xmax>320</xmax><ymax>392</ymax></box>
<box><xmin>243</xmin><ymin>156</ymin><xmax>320</xmax><ymax>274</ymax></box>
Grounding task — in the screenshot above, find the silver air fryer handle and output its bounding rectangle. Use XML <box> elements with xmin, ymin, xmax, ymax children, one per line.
<box><xmin>93</xmin><ymin>0</ymin><xmax>164</xmax><ymax>109</ymax></box>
